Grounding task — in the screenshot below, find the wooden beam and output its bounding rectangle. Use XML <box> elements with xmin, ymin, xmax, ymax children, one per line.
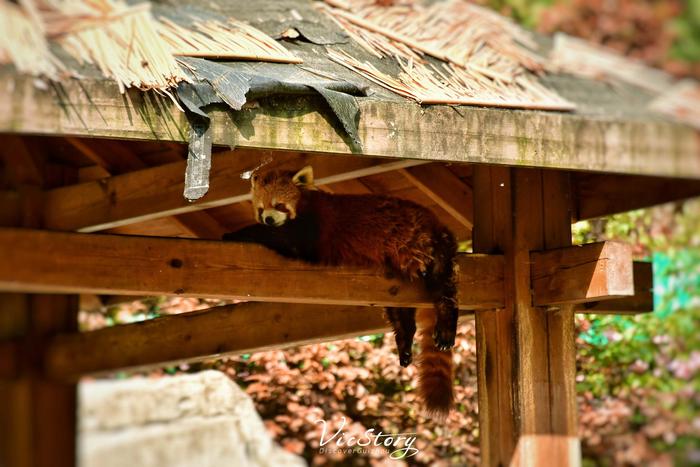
<box><xmin>0</xmin><ymin>136</ymin><xmax>44</xmax><ymax>187</ymax></box>
<box><xmin>577</xmin><ymin>261</ymin><xmax>653</xmax><ymax>314</ymax></box>
<box><xmin>2</xmin><ymin>72</ymin><xmax>699</xmax><ymax>179</ymax></box>
<box><xmin>170</xmin><ymin>210</ymin><xmax>228</xmax><ymax>239</ymax></box>
<box><xmin>62</xmin><ymin>137</ymin><xmax>230</xmax><ymax>238</ymax></box>
<box><xmin>473</xmin><ymin>167</ymin><xmax>580</xmax><ymax>467</ymax></box>
<box><xmin>575</xmin><ymin>173</ymin><xmax>700</xmax><ymax>220</ymax></box>
<box><xmin>531</xmin><ymin>241</ymin><xmax>634</xmax><ymax>306</ymax></box>
<box><xmin>0</xmin><ymin>228</ymin><xmax>504</xmax><ymax>310</ymax></box>
<box><xmin>43</xmin><ymin>303</ymin><xmax>473</xmax><ymax>380</ymax></box>
<box><xmin>399</xmin><ymin>163</ymin><xmax>473</xmax><ymax>229</ymax></box>
<box><xmin>43</xmin><ymin>150</ymin><xmax>426</xmax><ymax>232</ymax></box>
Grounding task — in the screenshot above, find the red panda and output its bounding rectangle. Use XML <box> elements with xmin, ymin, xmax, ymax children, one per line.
<box><xmin>223</xmin><ymin>165</ymin><xmax>458</xmax><ymax>419</ymax></box>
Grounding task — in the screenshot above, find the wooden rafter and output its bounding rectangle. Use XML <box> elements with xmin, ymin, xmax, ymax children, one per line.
<box><xmin>399</xmin><ymin>163</ymin><xmax>474</xmax><ymax>229</ymax></box>
<box><xmin>43</xmin><ymin>149</ymin><xmax>427</xmax><ymax>232</ymax></box>
<box><xmin>575</xmin><ymin>173</ymin><xmax>700</xmax><ymax>220</ymax></box>
<box><xmin>62</xmin><ymin>136</ymin><xmax>228</xmax><ymax>238</ymax></box>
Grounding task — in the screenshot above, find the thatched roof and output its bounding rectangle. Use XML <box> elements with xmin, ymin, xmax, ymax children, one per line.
<box><xmin>1</xmin><ymin>0</ymin><xmax>699</xmax><ymax>180</ymax></box>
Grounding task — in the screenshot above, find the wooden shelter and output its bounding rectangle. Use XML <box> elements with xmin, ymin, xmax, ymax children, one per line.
<box><xmin>1</xmin><ymin>0</ymin><xmax>700</xmax><ymax>466</ymax></box>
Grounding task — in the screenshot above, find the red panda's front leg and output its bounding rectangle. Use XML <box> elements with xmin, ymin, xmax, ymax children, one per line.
<box><xmin>383</xmin><ymin>307</ymin><xmax>416</xmax><ymax>367</ymax></box>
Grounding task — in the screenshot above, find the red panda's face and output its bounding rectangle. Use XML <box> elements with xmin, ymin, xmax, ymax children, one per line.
<box><xmin>250</xmin><ymin>165</ymin><xmax>314</xmax><ymax>227</ymax></box>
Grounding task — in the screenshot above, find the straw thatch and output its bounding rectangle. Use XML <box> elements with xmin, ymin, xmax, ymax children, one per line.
<box><xmin>320</xmin><ymin>0</ymin><xmax>574</xmax><ymax>110</ymax></box>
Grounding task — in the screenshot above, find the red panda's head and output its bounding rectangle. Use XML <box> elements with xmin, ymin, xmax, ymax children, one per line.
<box><xmin>250</xmin><ymin>165</ymin><xmax>314</xmax><ymax>226</ymax></box>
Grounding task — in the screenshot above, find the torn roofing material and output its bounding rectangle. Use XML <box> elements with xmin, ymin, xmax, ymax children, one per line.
<box><xmin>176</xmin><ymin>58</ymin><xmax>368</xmax><ymax>146</ymax></box>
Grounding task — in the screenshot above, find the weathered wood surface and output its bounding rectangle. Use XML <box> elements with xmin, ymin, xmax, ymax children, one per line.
<box><xmin>0</xmin><ymin>228</ymin><xmax>504</xmax><ymax>310</ymax></box>
<box><xmin>44</xmin><ymin>303</ymin><xmax>473</xmax><ymax>380</ymax></box>
<box><xmin>474</xmin><ymin>167</ymin><xmax>580</xmax><ymax>467</ymax></box>
<box><xmin>1</xmin><ymin>73</ymin><xmax>698</xmax><ymax>179</ymax></box>
<box><xmin>578</xmin><ymin>261</ymin><xmax>653</xmax><ymax>314</ymax></box>
<box><xmin>531</xmin><ymin>241</ymin><xmax>634</xmax><ymax>306</ymax></box>
<box><xmin>43</xmin><ymin>149</ymin><xmax>426</xmax><ymax>232</ymax></box>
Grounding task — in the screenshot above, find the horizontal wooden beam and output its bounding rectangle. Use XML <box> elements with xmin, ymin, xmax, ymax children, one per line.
<box><xmin>575</xmin><ymin>173</ymin><xmax>700</xmax><ymax>220</ymax></box>
<box><xmin>2</xmin><ymin>72</ymin><xmax>699</xmax><ymax>180</ymax></box>
<box><xmin>0</xmin><ymin>228</ymin><xmax>504</xmax><ymax>310</ymax></box>
<box><xmin>43</xmin><ymin>303</ymin><xmax>473</xmax><ymax>380</ymax></box>
<box><xmin>576</xmin><ymin>261</ymin><xmax>653</xmax><ymax>314</ymax></box>
<box><xmin>43</xmin><ymin>149</ymin><xmax>425</xmax><ymax>232</ymax></box>
<box><xmin>531</xmin><ymin>241</ymin><xmax>634</xmax><ymax>306</ymax></box>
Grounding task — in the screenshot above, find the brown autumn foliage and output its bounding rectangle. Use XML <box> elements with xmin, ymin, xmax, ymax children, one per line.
<box><xmin>537</xmin><ymin>0</ymin><xmax>700</xmax><ymax>79</ymax></box>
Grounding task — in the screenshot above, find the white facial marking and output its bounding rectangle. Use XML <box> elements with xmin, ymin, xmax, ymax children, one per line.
<box><xmin>260</xmin><ymin>209</ymin><xmax>288</xmax><ymax>226</ymax></box>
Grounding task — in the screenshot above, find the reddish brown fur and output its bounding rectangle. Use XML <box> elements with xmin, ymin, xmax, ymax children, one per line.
<box><xmin>250</xmin><ymin>167</ymin><xmax>457</xmax><ymax>418</ymax></box>
<box><xmin>416</xmin><ymin>308</ymin><xmax>454</xmax><ymax>420</ymax></box>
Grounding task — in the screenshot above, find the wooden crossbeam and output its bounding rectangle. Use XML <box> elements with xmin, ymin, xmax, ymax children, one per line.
<box><xmin>531</xmin><ymin>241</ymin><xmax>635</xmax><ymax>306</ymax></box>
<box><xmin>577</xmin><ymin>261</ymin><xmax>653</xmax><ymax>314</ymax></box>
<box><xmin>43</xmin><ymin>150</ymin><xmax>426</xmax><ymax>232</ymax></box>
<box><xmin>399</xmin><ymin>163</ymin><xmax>474</xmax><ymax>229</ymax></box>
<box><xmin>43</xmin><ymin>303</ymin><xmax>470</xmax><ymax>380</ymax></box>
<box><xmin>0</xmin><ymin>228</ymin><xmax>504</xmax><ymax>310</ymax></box>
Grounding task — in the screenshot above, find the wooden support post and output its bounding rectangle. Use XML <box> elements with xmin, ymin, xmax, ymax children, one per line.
<box><xmin>473</xmin><ymin>167</ymin><xmax>580</xmax><ymax>467</ymax></box>
<box><xmin>0</xmin><ymin>138</ymin><xmax>78</xmax><ymax>467</ymax></box>
<box><xmin>0</xmin><ymin>294</ymin><xmax>78</xmax><ymax>467</ymax></box>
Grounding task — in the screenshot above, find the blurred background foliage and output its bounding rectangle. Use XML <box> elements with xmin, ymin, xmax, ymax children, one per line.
<box><xmin>481</xmin><ymin>0</ymin><xmax>700</xmax><ymax>78</ymax></box>
<box><xmin>572</xmin><ymin>200</ymin><xmax>700</xmax><ymax>465</ymax></box>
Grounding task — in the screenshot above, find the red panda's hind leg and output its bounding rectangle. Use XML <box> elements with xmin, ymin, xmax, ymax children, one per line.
<box><xmin>383</xmin><ymin>307</ymin><xmax>416</xmax><ymax>367</ymax></box>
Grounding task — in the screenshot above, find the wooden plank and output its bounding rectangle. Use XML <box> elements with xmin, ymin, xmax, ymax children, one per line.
<box><xmin>1</xmin><ymin>73</ymin><xmax>699</xmax><ymax>180</ymax></box>
<box><xmin>575</xmin><ymin>173</ymin><xmax>700</xmax><ymax>220</ymax></box>
<box><xmin>0</xmin><ymin>294</ymin><xmax>78</xmax><ymax>467</ymax></box>
<box><xmin>44</xmin><ymin>303</ymin><xmax>473</xmax><ymax>380</ymax></box>
<box><xmin>531</xmin><ymin>241</ymin><xmax>635</xmax><ymax>306</ymax></box>
<box><xmin>473</xmin><ymin>167</ymin><xmax>580</xmax><ymax>467</ymax></box>
<box><xmin>0</xmin><ymin>228</ymin><xmax>504</xmax><ymax>310</ymax></box>
<box><xmin>400</xmin><ymin>163</ymin><xmax>474</xmax><ymax>228</ymax></box>
<box><xmin>577</xmin><ymin>261</ymin><xmax>653</xmax><ymax>314</ymax></box>
<box><xmin>43</xmin><ymin>149</ymin><xmax>426</xmax><ymax>232</ymax></box>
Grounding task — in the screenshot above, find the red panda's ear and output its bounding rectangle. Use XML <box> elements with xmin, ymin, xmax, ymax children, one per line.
<box><xmin>292</xmin><ymin>165</ymin><xmax>314</xmax><ymax>187</ymax></box>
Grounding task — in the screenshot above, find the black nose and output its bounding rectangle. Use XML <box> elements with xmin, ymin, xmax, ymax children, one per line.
<box><xmin>264</xmin><ymin>216</ymin><xmax>275</xmax><ymax>226</ymax></box>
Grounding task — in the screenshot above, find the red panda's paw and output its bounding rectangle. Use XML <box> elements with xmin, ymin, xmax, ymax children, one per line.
<box><xmin>432</xmin><ymin>325</ymin><xmax>456</xmax><ymax>351</ymax></box>
<box><xmin>399</xmin><ymin>350</ymin><xmax>412</xmax><ymax>367</ymax></box>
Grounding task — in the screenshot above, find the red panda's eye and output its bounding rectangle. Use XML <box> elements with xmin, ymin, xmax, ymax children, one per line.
<box><xmin>274</xmin><ymin>203</ymin><xmax>288</xmax><ymax>213</ymax></box>
<box><xmin>257</xmin><ymin>207</ymin><xmax>263</xmax><ymax>218</ymax></box>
